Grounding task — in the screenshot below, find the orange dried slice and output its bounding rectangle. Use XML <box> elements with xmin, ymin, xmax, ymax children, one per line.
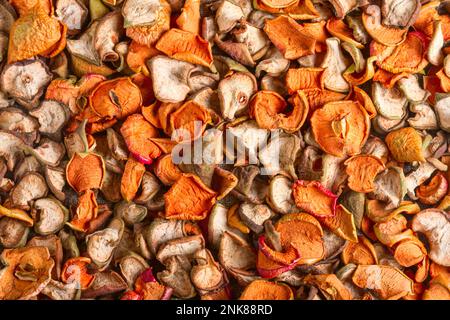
<box><xmin>61</xmin><ymin>257</ymin><xmax>95</xmax><ymax>289</ymax></box>
<box><xmin>155</xmin><ymin>28</ymin><xmax>212</xmax><ymax>67</ymax></box>
<box><xmin>10</xmin><ymin>0</ymin><xmax>53</xmax><ymax>16</ymax></box>
<box><xmin>127</xmin><ymin>41</ymin><xmax>161</xmax><ymax>76</ymax></box>
<box><xmin>275</xmin><ymin>213</ymin><xmax>325</xmax><ymax>265</ymax></box>
<box><xmin>164</xmin><ymin>174</ymin><xmax>217</xmax><ymax>220</ymax></box>
<box><xmin>258</xmin><ymin>235</ymin><xmax>300</xmax><ymax>266</ymax></box>
<box><xmin>310</xmin><ymin>100</ymin><xmax>370</xmax><ymax>157</ymax></box>
<box><xmin>320</xmin><ymin>205</ymin><xmax>358</xmax><ymax>242</ymax></box>
<box><xmin>303</xmin><ymin>274</ymin><xmax>353</xmax><ymax>300</ymax></box>
<box><xmin>362</xmin><ymin>5</ymin><xmax>407</xmax><ymax>46</ymax></box>
<box><xmin>227</xmin><ymin>204</ymin><xmax>250</xmax><ymax>234</ymax></box>
<box><xmin>260</xmin><ymin>0</ymin><xmax>297</xmax><ymax>9</ymax></box>
<box><xmin>366</xmin><ymin>200</ymin><xmax>420</xmax><ymax>223</ymax></box>
<box><xmin>342</xmin><ymin>236</ymin><xmax>378</xmax><ymax>265</ymax></box>
<box><xmin>414</xmin><ymin>1</ymin><xmax>450</xmax><ymax>40</ymax></box>
<box><xmin>70</xmin><ymin>55</ymin><xmax>116</xmax><ymax>78</ymax></box>
<box><xmin>131</xmin><ymin>73</ymin><xmax>155</xmax><ymax>106</ymax></box>
<box><xmin>385</xmin><ymin>127</ymin><xmax>425</xmax><ymax>163</ymax></box>
<box><xmin>373</xmin><ymin>69</ymin><xmax>410</xmax><ymax>89</ymax></box>
<box><xmin>120</xmin><ymin>114</ymin><xmax>161</xmax><ymax>165</ymax></box>
<box><xmin>255</xmin><ymin>0</ymin><xmax>320</xmax><ymax>20</ymax></box>
<box><xmin>292</xmin><ymin>180</ymin><xmax>337</xmax><ymax>218</ymax></box>
<box><xmin>0</xmin><ymin>205</ymin><xmax>33</xmax><ymax>227</ymax></box>
<box><xmin>176</xmin><ymin>0</ymin><xmax>201</xmax><ymax>35</ymax></box>
<box><xmin>121</xmin><ymin>157</ymin><xmax>146</xmax><ymax>202</ymax></box>
<box><xmin>301</xmin><ymin>88</ymin><xmax>347</xmax><ymax>112</ymax></box>
<box><xmin>326</xmin><ymin>18</ymin><xmax>364</xmax><ymax>49</ymax></box>
<box><xmin>154</xmin><ymin>154</ymin><xmax>182</xmax><ymax>186</ymax></box>
<box><xmin>240</xmin><ymin>280</ymin><xmax>293</xmax><ymax>300</ymax></box>
<box><xmin>142</xmin><ymin>101</ymin><xmax>162</xmax><ymax>129</ymax></box>
<box><xmin>416</xmin><ymin>173</ymin><xmax>448</xmax><ymax>205</ymax></box>
<box><xmin>67</xmin><ymin>189</ymin><xmax>98</xmax><ymax>232</ymax></box>
<box><xmin>352</xmin><ymin>264</ymin><xmax>414</xmax><ymax>300</ymax></box>
<box><xmin>361</xmin><ymin>215</ymin><xmax>378</xmax><ymax>242</ymax></box>
<box><xmin>350</xmin><ymin>86</ymin><xmax>377</xmax><ymax>119</ymax></box>
<box><xmin>263</xmin><ymin>15</ymin><xmax>316</xmax><ymax>60</ymax></box>
<box><xmin>345</xmin><ymin>155</ymin><xmax>385</xmax><ymax>193</ymax></box>
<box><xmin>211</xmin><ymin>167</ymin><xmax>238</xmax><ymax>201</ymax></box>
<box><xmin>249</xmin><ymin>90</ymin><xmax>308</xmax><ymax>132</ymax></box>
<box><xmin>343</xmin><ymin>56</ymin><xmax>377</xmax><ymax>86</ymax></box>
<box><xmin>8</xmin><ymin>8</ymin><xmax>63</xmax><ymax>63</ymax></box>
<box><xmin>66</xmin><ymin>153</ymin><xmax>105</xmax><ymax>193</ymax></box>
<box><xmin>393</xmin><ymin>237</ymin><xmax>427</xmax><ymax>267</ymax></box>
<box><xmin>436</xmin><ymin>69</ymin><xmax>450</xmax><ymax>93</ymax></box>
<box><xmin>158</xmin><ymin>102</ymin><xmax>181</xmax><ymax>135</ymax></box>
<box><xmin>285</xmin><ymin>67</ymin><xmax>324</xmax><ymax>94</ymax></box>
<box><xmin>168</xmin><ymin>100</ymin><xmax>211</xmax><ymax>142</ymax></box>
<box><xmin>89</xmin><ymin>77</ymin><xmax>142</xmax><ymax>120</ymax></box>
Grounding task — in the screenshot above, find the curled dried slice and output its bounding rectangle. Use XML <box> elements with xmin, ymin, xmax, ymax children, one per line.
<box><xmin>55</xmin><ymin>0</ymin><xmax>88</xmax><ymax>34</ymax></box>
<box><xmin>285</xmin><ymin>67</ymin><xmax>324</xmax><ymax>94</ymax></box>
<box><xmin>122</xmin><ymin>0</ymin><xmax>165</xmax><ymax>28</ymax></box>
<box><xmin>416</xmin><ymin>173</ymin><xmax>448</xmax><ymax>205</ymax></box>
<box><xmin>366</xmin><ymin>200</ymin><xmax>419</xmax><ymax>224</ymax></box>
<box><xmin>156</xmin><ymin>28</ymin><xmax>212</xmax><ymax>67</ymax></box>
<box><xmin>326</xmin><ymin>18</ymin><xmax>363</xmax><ymax>49</ymax></box>
<box><xmin>238</xmin><ymin>203</ymin><xmax>274</xmax><ymax>234</ymax></box>
<box><xmin>310</xmin><ymin>100</ymin><xmax>370</xmax><ymax>157</ymax></box>
<box><xmin>381</xmin><ymin>0</ymin><xmax>421</xmax><ymax>28</ymax></box>
<box><xmin>320</xmin><ymin>37</ymin><xmax>350</xmax><ymax>93</ymax></box>
<box><xmin>66</xmin><ymin>189</ymin><xmax>98</xmax><ymax>232</ymax></box>
<box><xmin>303</xmin><ymin>274</ymin><xmax>352</xmax><ymax>300</ymax></box>
<box><xmin>292</xmin><ymin>180</ymin><xmax>337</xmax><ymax>218</ymax></box>
<box><xmin>342</xmin><ymin>236</ymin><xmax>378</xmax><ymax>265</ymax></box>
<box><xmin>412</xmin><ymin>209</ymin><xmax>450</xmax><ymax>267</ymax></box>
<box><xmin>215</xmin><ymin>1</ymin><xmax>244</xmax><ymax>33</ymax></box>
<box><xmin>10</xmin><ymin>172</ymin><xmax>48</xmax><ymax>211</ymax></box>
<box><xmin>176</xmin><ymin>0</ymin><xmax>200</xmax><ymax>34</ymax></box>
<box><xmin>385</xmin><ymin>127</ymin><xmax>425</xmax><ymax>163</ymax></box>
<box><xmin>393</xmin><ymin>237</ymin><xmax>427</xmax><ymax>267</ymax></box>
<box><xmin>147</xmin><ymin>55</ymin><xmax>194</xmax><ymax>103</ymax></box>
<box><xmin>169</xmin><ymin>100</ymin><xmax>211</xmax><ymax>142</ymax></box>
<box><xmin>352</xmin><ymin>264</ymin><xmax>414</xmax><ymax>300</ymax></box>
<box><xmin>320</xmin><ymin>204</ymin><xmax>357</xmax><ymax>242</ymax></box>
<box><xmin>240</xmin><ymin>280</ymin><xmax>293</xmax><ymax>300</ymax></box>
<box><xmin>66</xmin><ymin>153</ymin><xmax>105</xmax><ymax>193</ymax></box>
<box><xmin>345</xmin><ymin>155</ymin><xmax>385</xmax><ymax>193</ymax></box>
<box><xmin>362</xmin><ymin>5</ymin><xmax>407</xmax><ymax>47</ymax></box>
<box><xmin>435</xmin><ymin>94</ymin><xmax>450</xmax><ymax>132</ymax></box>
<box><xmin>0</xmin><ymin>247</ymin><xmax>54</xmax><ymax>300</ymax></box>
<box><xmin>164</xmin><ymin>174</ymin><xmax>216</xmax><ymax>220</ymax></box>
<box><xmin>372</xmin><ymin>81</ymin><xmax>407</xmax><ymax>121</ymax></box>
<box><xmin>263</xmin><ymin>15</ymin><xmax>316</xmax><ymax>60</ymax></box>
<box><xmin>428</xmin><ymin>20</ymin><xmax>444</xmax><ymax>66</ymax></box>
<box><xmin>0</xmin><ymin>59</ymin><xmax>52</xmax><ymax>109</ymax></box>
<box><xmin>120</xmin><ymin>114</ymin><xmax>161</xmax><ymax>164</ymax></box>
<box><xmin>267</xmin><ymin>175</ymin><xmax>296</xmax><ymax>214</ymax></box>
<box><xmin>301</xmin><ymin>88</ymin><xmax>346</xmax><ymax>111</ymax></box>
<box><xmin>32</xmin><ymin>198</ymin><xmax>68</xmax><ymax>235</ymax></box>
<box><xmin>275</xmin><ymin>213</ymin><xmax>325</xmax><ymax>265</ymax></box>
<box><xmin>154</xmin><ymin>154</ymin><xmax>182</xmax><ymax>186</ymax></box>
<box><xmin>343</xmin><ymin>56</ymin><xmax>376</xmax><ymax>86</ymax></box>
<box><xmin>29</xmin><ymin>100</ymin><xmax>69</xmax><ymax>140</ymax></box>
<box><xmin>61</xmin><ymin>257</ymin><xmax>94</xmax><ymax>289</ymax></box>
<box><xmin>89</xmin><ymin>77</ymin><xmax>142</xmax><ymax>120</ymax></box>
<box><xmin>398</xmin><ymin>75</ymin><xmax>429</xmax><ymax>104</ymax></box>
<box><xmin>121</xmin><ymin>157</ymin><xmax>146</xmax><ymax>202</ymax></box>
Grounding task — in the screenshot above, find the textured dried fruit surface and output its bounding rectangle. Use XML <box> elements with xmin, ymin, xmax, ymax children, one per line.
<box><xmin>0</xmin><ymin>0</ymin><xmax>449</xmax><ymax>301</ymax></box>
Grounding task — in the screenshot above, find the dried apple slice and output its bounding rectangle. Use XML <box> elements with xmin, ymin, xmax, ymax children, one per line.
<box><xmin>164</xmin><ymin>174</ymin><xmax>216</xmax><ymax>220</ymax></box>
<box><xmin>385</xmin><ymin>127</ymin><xmax>425</xmax><ymax>163</ymax></box>
<box><xmin>372</xmin><ymin>82</ymin><xmax>407</xmax><ymax>121</ymax></box>
<box><xmin>393</xmin><ymin>237</ymin><xmax>427</xmax><ymax>267</ymax></box>
<box><xmin>120</xmin><ymin>114</ymin><xmax>161</xmax><ymax>164</ymax></box>
<box><xmin>301</xmin><ymin>88</ymin><xmax>347</xmax><ymax>111</ymax></box>
<box><xmin>285</xmin><ymin>67</ymin><xmax>324</xmax><ymax>94</ymax></box>
<box><xmin>29</xmin><ymin>100</ymin><xmax>69</xmax><ymax>141</ymax></box>
<box><xmin>66</xmin><ymin>152</ymin><xmax>105</xmax><ymax>193</ymax></box>
<box><xmin>366</xmin><ymin>200</ymin><xmax>420</xmax><ymax>223</ymax></box>
<box><xmin>362</xmin><ymin>5</ymin><xmax>407</xmax><ymax>47</ymax></box>
<box><xmin>267</xmin><ymin>175</ymin><xmax>297</xmax><ymax>215</ymax></box>
<box><xmin>381</xmin><ymin>0</ymin><xmax>421</xmax><ymax>28</ymax></box>
<box><xmin>156</xmin><ymin>29</ymin><xmax>212</xmax><ymax>67</ymax></box>
<box><xmin>55</xmin><ymin>0</ymin><xmax>88</xmax><ymax>35</ymax></box>
<box><xmin>0</xmin><ymin>204</ymin><xmax>33</xmax><ymax>227</ymax></box>
<box><xmin>292</xmin><ymin>180</ymin><xmax>337</xmax><ymax>218</ymax></box>
<box><xmin>175</xmin><ymin>0</ymin><xmax>200</xmax><ymax>34</ymax></box>
<box><xmin>320</xmin><ymin>204</ymin><xmax>358</xmax><ymax>242</ymax></box>
<box><xmin>398</xmin><ymin>75</ymin><xmax>429</xmax><ymax>103</ymax></box>
<box><xmin>342</xmin><ymin>236</ymin><xmax>378</xmax><ymax>265</ymax></box>
<box><xmin>310</xmin><ymin>100</ymin><xmax>370</xmax><ymax>157</ymax></box>
<box><xmin>154</xmin><ymin>154</ymin><xmax>182</xmax><ymax>186</ymax></box>
<box><xmin>320</xmin><ymin>37</ymin><xmax>350</xmax><ymax>93</ymax></box>
<box><xmin>352</xmin><ymin>264</ymin><xmax>414</xmax><ymax>299</ymax></box>
<box><xmin>303</xmin><ymin>274</ymin><xmax>352</xmax><ymax>300</ymax></box>
<box><xmin>122</xmin><ymin>0</ymin><xmax>166</xmax><ymax>28</ymax></box>
<box><xmin>416</xmin><ymin>173</ymin><xmax>448</xmax><ymax>205</ymax></box>
<box><xmin>32</xmin><ymin>198</ymin><xmax>68</xmax><ymax>235</ymax></box>
<box><xmin>168</xmin><ymin>100</ymin><xmax>211</xmax><ymax>142</ymax></box>
<box><xmin>263</xmin><ymin>15</ymin><xmax>316</xmax><ymax>60</ymax></box>
<box><xmin>343</xmin><ymin>56</ymin><xmax>377</xmax><ymax>86</ymax></box>
<box><xmin>326</xmin><ymin>18</ymin><xmax>364</xmax><ymax>49</ymax></box>
<box><xmin>9</xmin><ymin>172</ymin><xmax>48</xmax><ymax>211</ymax></box>
<box><xmin>215</xmin><ymin>0</ymin><xmax>244</xmax><ymax>33</ymax></box>
<box><xmin>121</xmin><ymin>157</ymin><xmax>146</xmax><ymax>202</ymax></box>
<box><xmin>240</xmin><ymin>280</ymin><xmax>293</xmax><ymax>300</ymax></box>
<box><xmin>61</xmin><ymin>257</ymin><xmax>94</xmax><ymax>289</ymax></box>
<box><xmin>345</xmin><ymin>155</ymin><xmax>385</xmax><ymax>193</ymax></box>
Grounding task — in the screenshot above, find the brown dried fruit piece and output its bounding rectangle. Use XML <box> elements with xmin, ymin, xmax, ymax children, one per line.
<box><xmin>156</xmin><ymin>28</ymin><xmax>212</xmax><ymax>67</ymax></box>
<box><xmin>310</xmin><ymin>100</ymin><xmax>370</xmax><ymax>158</ymax></box>
<box><xmin>249</xmin><ymin>90</ymin><xmax>308</xmax><ymax>132</ymax></box>
<box><xmin>385</xmin><ymin>127</ymin><xmax>425</xmax><ymax>163</ymax></box>
<box><xmin>240</xmin><ymin>280</ymin><xmax>293</xmax><ymax>300</ymax></box>
<box><xmin>121</xmin><ymin>157</ymin><xmax>146</xmax><ymax>202</ymax></box>
<box><xmin>303</xmin><ymin>274</ymin><xmax>352</xmax><ymax>300</ymax></box>
<box><xmin>263</xmin><ymin>15</ymin><xmax>316</xmax><ymax>60</ymax></box>
<box><xmin>164</xmin><ymin>174</ymin><xmax>217</xmax><ymax>220</ymax></box>
<box><xmin>292</xmin><ymin>180</ymin><xmax>338</xmax><ymax>218</ymax></box>
<box><xmin>66</xmin><ymin>153</ymin><xmax>105</xmax><ymax>193</ymax></box>
<box><xmin>345</xmin><ymin>155</ymin><xmax>385</xmax><ymax>193</ymax></box>
<box><xmin>352</xmin><ymin>264</ymin><xmax>414</xmax><ymax>300</ymax></box>
<box><xmin>0</xmin><ymin>246</ymin><xmax>54</xmax><ymax>300</ymax></box>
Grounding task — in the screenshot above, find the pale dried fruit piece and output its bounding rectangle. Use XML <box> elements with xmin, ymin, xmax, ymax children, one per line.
<box><xmin>310</xmin><ymin>100</ymin><xmax>370</xmax><ymax>158</ymax></box>
<box><xmin>345</xmin><ymin>155</ymin><xmax>385</xmax><ymax>193</ymax></box>
<box><xmin>157</xmin><ymin>256</ymin><xmax>196</xmax><ymax>299</ymax></box>
<box><xmin>156</xmin><ymin>234</ymin><xmax>205</xmax><ymax>263</ymax></box>
<box><xmin>381</xmin><ymin>0</ymin><xmax>421</xmax><ymax>28</ymax></box>
<box><xmin>292</xmin><ymin>180</ymin><xmax>337</xmax><ymax>218</ymax></box>
<box><xmin>398</xmin><ymin>75</ymin><xmax>429</xmax><ymax>104</ymax></box>
<box><xmin>267</xmin><ymin>175</ymin><xmax>297</xmax><ymax>215</ymax></box>
<box><xmin>66</xmin><ymin>21</ymin><xmax>100</xmax><ymax>65</ymax></box>
<box><xmin>156</xmin><ymin>29</ymin><xmax>212</xmax><ymax>67</ymax></box>
<box><xmin>0</xmin><ymin>108</ymin><xmax>39</xmax><ymax>136</ymax></box>
<box><xmin>412</xmin><ymin>209</ymin><xmax>450</xmax><ymax>267</ymax></box>
<box><xmin>0</xmin><ymin>59</ymin><xmax>52</xmax><ymax>109</ymax></box>
<box><xmin>83</xmin><ymin>270</ymin><xmax>127</xmax><ymax>299</ymax></box>
<box><xmin>232</xmin><ymin>20</ymin><xmax>269</xmax><ymax>58</ymax></box>
<box><xmin>320</xmin><ymin>37</ymin><xmax>350</xmax><ymax>93</ymax></box>
<box><xmin>32</xmin><ymin>198</ymin><xmax>68</xmax><ymax>235</ymax></box>
<box><xmin>238</xmin><ymin>203</ymin><xmax>274</xmax><ymax>234</ymax></box>
<box><xmin>55</xmin><ymin>0</ymin><xmax>88</xmax><ymax>34</ymax></box>
<box><xmin>0</xmin><ymin>217</ymin><xmax>29</xmax><ymax>248</ymax></box>
<box><xmin>10</xmin><ymin>172</ymin><xmax>48</xmax><ymax>210</ymax></box>
<box><xmin>122</xmin><ymin>0</ymin><xmax>166</xmax><ymax>28</ymax></box>
<box><xmin>125</xmin><ymin>0</ymin><xmax>171</xmax><ymax>47</ymax></box>
<box><xmin>30</xmin><ymin>138</ymin><xmax>66</xmax><ymax>167</ymax></box>
<box><xmin>66</xmin><ymin>153</ymin><xmax>105</xmax><ymax>193</ymax></box>
<box><xmin>148</xmin><ymin>55</ymin><xmax>194</xmax><ymax>103</ymax></box>
<box><xmin>240</xmin><ymin>280</ymin><xmax>293</xmax><ymax>300</ymax></box>
<box><xmin>190</xmin><ymin>248</ymin><xmax>227</xmax><ymax>297</ymax></box>
<box><xmin>164</xmin><ymin>174</ymin><xmax>216</xmax><ymax>220</ymax></box>
<box><xmin>366</xmin><ymin>200</ymin><xmax>419</xmax><ymax>223</ymax></box>
<box><xmin>264</xmin><ymin>15</ymin><xmax>316</xmax><ymax>60</ymax></box>
<box><xmin>217</xmin><ymin>72</ymin><xmax>257</xmax><ymax>120</ymax></box>
<box><xmin>328</xmin><ymin>0</ymin><xmax>358</xmax><ymax>19</ymax></box>
<box><xmin>216</xmin><ymin>0</ymin><xmax>244</xmax><ymax>33</ymax></box>
<box><xmin>428</xmin><ymin>20</ymin><xmax>445</xmax><ymax>66</ymax></box>
<box><xmin>303</xmin><ymin>274</ymin><xmax>352</xmax><ymax>300</ymax></box>
<box><xmin>385</xmin><ymin>127</ymin><xmax>425</xmax><ymax>163</ymax></box>
<box><xmin>29</xmin><ymin>100</ymin><xmax>69</xmax><ymax>141</ymax></box>
<box><xmin>0</xmin><ymin>246</ymin><xmax>54</xmax><ymax>300</ymax></box>
<box><xmin>0</xmin><ymin>0</ymin><xmax>16</xmax><ymax>33</ymax></box>
<box><xmin>362</xmin><ymin>5</ymin><xmax>407</xmax><ymax>47</ymax></box>
<box><xmin>214</xmin><ymin>35</ymin><xmax>255</xmax><ymax>67</ymax></box>
<box><xmin>435</xmin><ymin>94</ymin><xmax>450</xmax><ymax>132</ymax></box>
<box><xmin>370</xmin><ymin>166</ymin><xmax>406</xmax><ymax>210</ymax></box>
<box><xmin>208</xmin><ymin>203</ymin><xmax>244</xmax><ymax>249</ymax></box>
<box><xmin>372</xmin><ymin>82</ymin><xmax>407</xmax><ymax>120</ymax></box>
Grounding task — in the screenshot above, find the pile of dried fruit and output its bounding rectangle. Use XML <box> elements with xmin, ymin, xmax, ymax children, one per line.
<box><xmin>0</xmin><ymin>0</ymin><xmax>449</xmax><ymax>301</ymax></box>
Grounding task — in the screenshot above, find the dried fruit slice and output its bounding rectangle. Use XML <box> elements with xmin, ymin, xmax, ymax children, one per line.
<box><xmin>120</xmin><ymin>114</ymin><xmax>161</xmax><ymax>164</ymax></box>
<box><xmin>240</xmin><ymin>280</ymin><xmax>293</xmax><ymax>300</ymax></box>
<box><xmin>366</xmin><ymin>200</ymin><xmax>420</xmax><ymax>223</ymax></box>
<box><xmin>362</xmin><ymin>5</ymin><xmax>407</xmax><ymax>47</ymax></box>
<box><xmin>263</xmin><ymin>15</ymin><xmax>316</xmax><ymax>60</ymax></box>
<box><xmin>416</xmin><ymin>173</ymin><xmax>448</xmax><ymax>205</ymax></box>
<box><xmin>310</xmin><ymin>100</ymin><xmax>370</xmax><ymax>157</ymax></box>
<box><xmin>342</xmin><ymin>236</ymin><xmax>378</xmax><ymax>265</ymax></box>
<box><xmin>168</xmin><ymin>100</ymin><xmax>211</xmax><ymax>142</ymax></box>
<box><xmin>0</xmin><ymin>204</ymin><xmax>33</xmax><ymax>226</ymax></box>
<box><xmin>66</xmin><ymin>189</ymin><xmax>98</xmax><ymax>232</ymax></box>
<box><xmin>176</xmin><ymin>0</ymin><xmax>200</xmax><ymax>34</ymax></box>
<box><xmin>156</xmin><ymin>28</ymin><xmax>212</xmax><ymax>67</ymax></box>
<box><xmin>292</xmin><ymin>180</ymin><xmax>337</xmax><ymax>218</ymax></box>
<box><xmin>303</xmin><ymin>274</ymin><xmax>352</xmax><ymax>300</ymax></box>
<box><xmin>301</xmin><ymin>88</ymin><xmax>347</xmax><ymax>111</ymax></box>
<box><xmin>345</xmin><ymin>155</ymin><xmax>385</xmax><ymax>193</ymax></box>
<box><xmin>385</xmin><ymin>127</ymin><xmax>425</xmax><ymax>163</ymax></box>
<box><xmin>66</xmin><ymin>152</ymin><xmax>105</xmax><ymax>193</ymax></box>
<box><xmin>89</xmin><ymin>77</ymin><xmax>142</xmax><ymax>120</ymax></box>
<box><xmin>121</xmin><ymin>157</ymin><xmax>146</xmax><ymax>202</ymax></box>
<box><xmin>61</xmin><ymin>257</ymin><xmax>94</xmax><ymax>289</ymax></box>
<box><xmin>414</xmin><ymin>1</ymin><xmax>450</xmax><ymax>40</ymax></box>
<box><xmin>393</xmin><ymin>237</ymin><xmax>427</xmax><ymax>267</ymax></box>
<box><xmin>164</xmin><ymin>174</ymin><xmax>217</xmax><ymax>220</ymax></box>
<box><xmin>343</xmin><ymin>56</ymin><xmax>377</xmax><ymax>86</ymax></box>
<box><xmin>381</xmin><ymin>0</ymin><xmax>421</xmax><ymax>28</ymax></box>
<box><xmin>285</xmin><ymin>67</ymin><xmax>324</xmax><ymax>94</ymax></box>
<box><xmin>154</xmin><ymin>154</ymin><xmax>182</xmax><ymax>186</ymax></box>
<box><xmin>320</xmin><ymin>37</ymin><xmax>350</xmax><ymax>93</ymax></box>
<box><xmin>320</xmin><ymin>204</ymin><xmax>358</xmax><ymax>242</ymax></box>
<box><xmin>352</xmin><ymin>264</ymin><xmax>414</xmax><ymax>300</ymax></box>
<box><xmin>326</xmin><ymin>18</ymin><xmax>363</xmax><ymax>49</ymax></box>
